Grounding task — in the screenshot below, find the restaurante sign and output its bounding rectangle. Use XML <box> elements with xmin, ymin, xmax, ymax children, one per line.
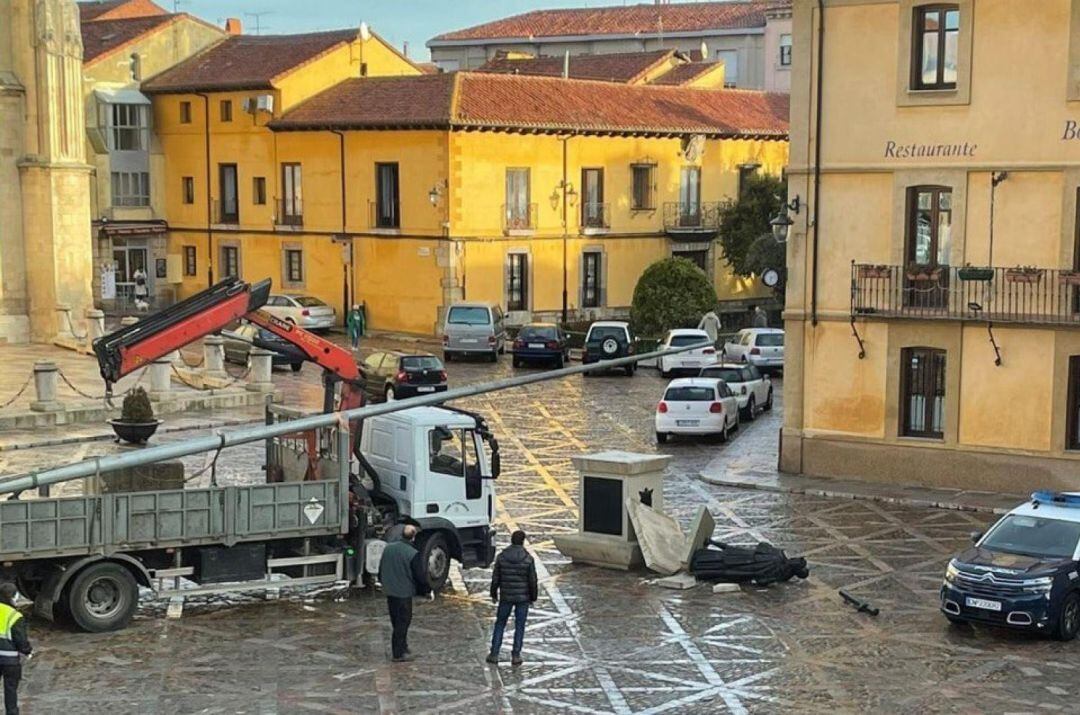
<box><xmin>884</xmin><ymin>141</ymin><xmax>977</xmax><ymax>158</ymax></box>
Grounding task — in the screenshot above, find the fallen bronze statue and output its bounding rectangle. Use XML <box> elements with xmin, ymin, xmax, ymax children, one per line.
<box><xmin>689</xmin><ymin>541</ymin><xmax>810</xmax><ymax>586</ymax></box>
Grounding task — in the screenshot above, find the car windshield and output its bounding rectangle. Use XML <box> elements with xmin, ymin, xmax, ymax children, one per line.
<box><xmin>589</xmin><ymin>326</ymin><xmax>625</xmax><ymax>341</ymax></box>
<box><xmin>664</xmin><ymin>386</ymin><xmax>715</xmax><ymax>402</ymax></box>
<box><xmin>756</xmin><ymin>333</ymin><xmax>784</xmax><ymax>347</ymax></box>
<box><xmin>401</xmin><ymin>356</ymin><xmax>442</xmax><ymax>370</ymax></box>
<box><xmin>670</xmin><ymin>334</ymin><xmax>708</xmax><ymax>348</ymax></box>
<box><xmin>293</xmin><ymin>297</ymin><xmax>326</xmax><ymax>308</ymax></box>
<box><xmin>702</xmin><ymin>368</ymin><xmax>743</xmax><ymax>383</ymax></box>
<box><xmin>981</xmin><ymin>515</ymin><xmax>1080</xmax><ymax>559</ymax></box>
<box><xmin>520</xmin><ymin>326</ymin><xmax>557</xmax><ymax>340</ymax></box>
<box><xmin>448</xmin><ymin>307</ymin><xmax>491</xmax><ymax>325</ymax></box>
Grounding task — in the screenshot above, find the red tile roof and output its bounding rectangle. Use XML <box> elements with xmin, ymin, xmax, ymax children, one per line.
<box><xmin>648</xmin><ymin>61</ymin><xmax>723</xmax><ymax>86</ymax></box>
<box><xmin>430</xmin><ymin>2</ymin><xmax>770</xmax><ymax>43</ymax></box>
<box><xmin>141</xmin><ymin>29</ymin><xmax>359</xmax><ymax>93</ymax></box>
<box><xmin>81</xmin><ymin>14</ymin><xmax>181</xmax><ymax>64</ymax></box>
<box><xmin>271</xmin><ymin>72</ymin><xmax>788</xmax><ymax>139</ymax></box>
<box><xmin>79</xmin><ymin>0</ymin><xmax>167</xmax><ymax>23</ymax></box>
<box><xmin>478</xmin><ymin>50</ymin><xmax>676</xmax><ymax>84</ymax></box>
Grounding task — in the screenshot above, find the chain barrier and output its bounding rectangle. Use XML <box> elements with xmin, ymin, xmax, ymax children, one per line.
<box><xmin>56</xmin><ymin>367</ymin><xmax>146</xmax><ymax>401</ymax></box>
<box><xmin>0</xmin><ymin>373</ymin><xmax>34</xmax><ymax>410</ymax></box>
<box><xmin>170</xmin><ymin>362</ymin><xmax>252</xmax><ymax>391</ymax></box>
<box><xmin>60</xmin><ymin>311</ymin><xmax>88</xmax><ymax>342</ymax></box>
<box><xmin>177</xmin><ymin>353</ymin><xmax>205</xmax><ymax>369</ymax></box>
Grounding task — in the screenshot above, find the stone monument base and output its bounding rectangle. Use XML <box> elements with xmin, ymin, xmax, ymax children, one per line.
<box><xmin>553</xmin><ymin>532</ymin><xmax>643</xmax><ymax>571</ymax></box>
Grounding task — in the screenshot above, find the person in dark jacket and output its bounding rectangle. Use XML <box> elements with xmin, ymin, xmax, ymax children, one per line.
<box><xmin>486</xmin><ymin>530</ymin><xmax>538</xmax><ymax>666</ymax></box>
<box><xmin>0</xmin><ymin>583</ymin><xmax>31</xmax><ymax>715</ymax></box>
<box><xmin>378</xmin><ymin>525</ymin><xmax>430</xmax><ymax>662</ymax></box>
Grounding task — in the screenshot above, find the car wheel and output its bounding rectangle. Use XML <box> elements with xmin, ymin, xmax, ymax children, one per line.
<box><xmin>764</xmin><ymin>389</ymin><xmax>774</xmax><ymax>411</ymax></box>
<box><xmin>656</xmin><ymin>432</ymin><xmax>668</xmax><ymax>445</ymax></box>
<box><xmin>719</xmin><ymin>420</ymin><xmax>729</xmax><ymax>443</ymax></box>
<box><xmin>418</xmin><ymin>532</ymin><xmax>451</xmax><ymax>593</ymax></box>
<box><xmin>385</xmin><ymin>385</ymin><xmax>396</xmax><ymax>402</ymax></box>
<box><xmin>290</xmin><ymin>362</ymin><xmax>303</xmax><ymax>373</ymax></box>
<box><xmin>745</xmin><ymin>396</ymin><xmax>757</xmax><ymax>422</ymax></box>
<box><xmin>1055</xmin><ymin>592</ymin><xmax>1080</xmax><ymax>641</ymax></box>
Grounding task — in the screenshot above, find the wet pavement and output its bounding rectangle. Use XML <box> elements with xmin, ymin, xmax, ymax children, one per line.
<box><xmin>5</xmin><ymin>337</ymin><xmax>1079</xmax><ymax>713</ymax></box>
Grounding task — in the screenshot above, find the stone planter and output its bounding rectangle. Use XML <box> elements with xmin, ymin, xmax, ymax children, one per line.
<box><xmin>957</xmin><ymin>267</ymin><xmax>994</xmax><ymax>282</ymax></box>
<box><xmin>109</xmin><ymin>419</ymin><xmax>163</xmax><ymax>444</ymax></box>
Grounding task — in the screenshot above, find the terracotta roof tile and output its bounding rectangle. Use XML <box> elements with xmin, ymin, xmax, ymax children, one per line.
<box><xmin>81</xmin><ymin>14</ymin><xmax>180</xmax><ymax>64</ymax></box>
<box><xmin>141</xmin><ymin>29</ymin><xmax>359</xmax><ymax>93</ymax></box>
<box><xmin>79</xmin><ymin>0</ymin><xmax>168</xmax><ymax>23</ymax></box>
<box><xmin>431</xmin><ymin>2</ymin><xmax>770</xmax><ymax>43</ymax></box>
<box><xmin>478</xmin><ymin>50</ymin><xmax>675</xmax><ymax>84</ymax></box>
<box><xmin>272</xmin><ymin>72</ymin><xmax>788</xmax><ymax>139</ymax></box>
<box><xmin>649</xmin><ymin>61</ymin><xmax>723</xmax><ymax>86</ymax></box>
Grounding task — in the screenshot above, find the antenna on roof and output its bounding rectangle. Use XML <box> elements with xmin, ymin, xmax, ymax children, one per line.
<box><xmin>244</xmin><ymin>11</ymin><xmax>272</xmax><ymax>35</ymax></box>
<box><xmin>359</xmin><ymin>22</ymin><xmax>372</xmax><ymax>41</ymax></box>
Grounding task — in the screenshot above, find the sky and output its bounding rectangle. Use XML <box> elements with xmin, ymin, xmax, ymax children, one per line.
<box><xmin>179</xmin><ymin>1</ymin><xmax>638</xmax><ymax>62</ymax></box>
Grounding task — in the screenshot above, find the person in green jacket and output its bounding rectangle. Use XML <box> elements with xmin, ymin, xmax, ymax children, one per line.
<box><xmin>346</xmin><ymin>304</ymin><xmax>364</xmax><ymax>349</ymax></box>
<box><xmin>378</xmin><ymin>526</ymin><xmax>430</xmax><ymax>662</ymax></box>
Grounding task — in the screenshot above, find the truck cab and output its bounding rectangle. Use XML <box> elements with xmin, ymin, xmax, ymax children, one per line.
<box><xmin>360</xmin><ymin>406</ymin><xmax>498</xmax><ymax>590</ymax></box>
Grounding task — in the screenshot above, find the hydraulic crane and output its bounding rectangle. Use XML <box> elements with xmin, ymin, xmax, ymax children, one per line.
<box><xmin>92</xmin><ymin>277</ymin><xmax>365</xmax><ymax>476</ymax></box>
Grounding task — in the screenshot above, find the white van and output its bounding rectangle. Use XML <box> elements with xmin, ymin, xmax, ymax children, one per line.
<box><xmin>442</xmin><ymin>302</ymin><xmax>507</xmax><ymax>362</ymax></box>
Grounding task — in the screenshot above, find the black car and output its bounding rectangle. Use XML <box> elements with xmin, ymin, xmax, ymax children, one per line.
<box><xmin>359</xmin><ymin>350</ymin><xmax>448</xmax><ymax>402</ymax></box>
<box><xmin>583</xmin><ymin>321</ymin><xmax>636</xmax><ymax>376</ymax></box>
<box><xmin>941</xmin><ymin>491</ymin><xmax>1080</xmax><ymax>640</ymax></box>
<box><xmin>221</xmin><ymin>323</ymin><xmax>304</xmax><ymax>372</ymax></box>
<box><xmin>512</xmin><ymin>323</ymin><xmax>570</xmax><ymax>368</ymax></box>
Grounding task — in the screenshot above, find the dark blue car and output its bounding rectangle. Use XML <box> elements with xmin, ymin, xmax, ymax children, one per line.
<box><xmin>941</xmin><ymin>491</ymin><xmax>1080</xmax><ymax>640</ymax></box>
<box><xmin>511</xmin><ymin>324</ymin><xmax>569</xmax><ymax>369</ymax></box>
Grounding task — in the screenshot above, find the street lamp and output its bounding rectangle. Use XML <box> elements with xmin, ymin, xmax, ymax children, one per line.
<box><xmin>770</xmin><ymin>195</ymin><xmax>801</xmax><ymax>243</ymax></box>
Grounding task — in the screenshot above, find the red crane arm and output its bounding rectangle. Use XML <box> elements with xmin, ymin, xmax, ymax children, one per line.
<box><xmin>246</xmin><ymin>310</ymin><xmax>360</xmax><ymax>383</ymax></box>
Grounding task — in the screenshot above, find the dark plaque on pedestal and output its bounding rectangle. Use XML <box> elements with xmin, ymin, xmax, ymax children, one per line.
<box><xmin>583</xmin><ymin>476</ymin><xmax>622</xmax><ymax>535</ymax></box>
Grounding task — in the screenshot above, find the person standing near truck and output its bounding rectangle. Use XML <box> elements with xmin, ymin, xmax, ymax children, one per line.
<box><xmin>0</xmin><ymin>583</ymin><xmax>31</xmax><ymax>715</ymax></box>
<box><xmin>378</xmin><ymin>525</ymin><xmax>429</xmax><ymax>662</ymax></box>
<box><xmin>486</xmin><ymin>530</ymin><xmax>538</xmax><ymax>667</ymax></box>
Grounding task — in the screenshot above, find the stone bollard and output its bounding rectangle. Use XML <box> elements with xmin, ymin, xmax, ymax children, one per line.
<box><xmin>246</xmin><ymin>348</ymin><xmax>275</xmax><ymax>393</ymax></box>
<box><xmin>119</xmin><ymin>316</ymin><xmax>139</xmax><ymax>328</ymax></box>
<box><xmin>149</xmin><ymin>357</ymin><xmax>173</xmax><ymax>401</ymax></box>
<box><xmin>30</xmin><ymin>360</ymin><xmax>63</xmax><ymax>412</ymax></box>
<box><xmin>54</xmin><ymin>304</ymin><xmax>74</xmax><ymax>338</ymax></box>
<box><xmin>85</xmin><ymin>309</ymin><xmax>105</xmax><ymax>350</ymax></box>
<box><xmin>203</xmin><ymin>335</ymin><xmax>227</xmax><ymax>379</ymax></box>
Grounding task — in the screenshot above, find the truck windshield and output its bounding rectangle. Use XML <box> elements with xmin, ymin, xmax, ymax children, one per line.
<box><xmin>981</xmin><ymin>515</ymin><xmax>1080</xmax><ymax>559</ymax></box>
<box><xmin>448</xmin><ymin>307</ymin><xmax>490</xmax><ymax>325</ymax></box>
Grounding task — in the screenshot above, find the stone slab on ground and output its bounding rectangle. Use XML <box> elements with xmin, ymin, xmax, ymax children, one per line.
<box><xmin>681</xmin><ymin>505</ymin><xmax>716</xmax><ymax>569</ymax></box>
<box><xmin>625</xmin><ymin>498</ymin><xmax>685</xmax><ymax>576</ymax></box>
<box><xmin>553</xmin><ymin>532</ymin><xmax>644</xmax><ymax>570</ymax></box>
<box><xmin>653</xmin><ymin>573</ymin><xmax>699</xmax><ymax>590</ymax></box>
<box><xmin>712</xmin><ymin>582</ymin><xmax>742</xmax><ymax>594</ymax></box>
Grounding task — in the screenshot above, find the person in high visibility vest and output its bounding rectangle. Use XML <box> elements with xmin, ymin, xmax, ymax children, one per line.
<box><xmin>0</xmin><ymin>583</ymin><xmax>31</xmax><ymax>715</ymax></box>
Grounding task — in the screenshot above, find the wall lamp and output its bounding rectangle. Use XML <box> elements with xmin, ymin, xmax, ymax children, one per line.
<box><xmin>428</xmin><ymin>180</ymin><xmax>448</xmax><ymax>207</ymax></box>
<box><xmin>550</xmin><ymin>181</ymin><xmax>578</xmax><ymax>210</ymax></box>
<box><xmin>769</xmin><ymin>194</ymin><xmax>801</xmax><ymax>243</ymax></box>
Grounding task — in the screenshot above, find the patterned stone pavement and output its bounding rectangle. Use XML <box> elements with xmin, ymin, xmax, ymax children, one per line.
<box><xmin>3</xmin><ymin>340</ymin><xmax>1080</xmax><ymax>713</ymax></box>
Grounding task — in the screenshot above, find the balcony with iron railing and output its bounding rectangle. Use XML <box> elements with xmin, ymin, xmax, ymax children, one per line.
<box><xmin>580</xmin><ymin>202</ymin><xmax>610</xmax><ymax>234</ymax></box>
<box><xmin>368</xmin><ymin>200</ymin><xmax>401</xmax><ymax>231</ymax></box>
<box><xmin>275</xmin><ymin>198</ymin><xmax>303</xmax><ymax>228</ymax></box>
<box><xmin>502</xmin><ymin>203</ymin><xmax>537</xmax><ymax>235</ymax></box>
<box><xmin>662</xmin><ymin>201</ymin><xmax>724</xmax><ymax>241</ymax></box>
<box><xmin>212</xmin><ymin>198</ymin><xmax>239</xmax><ymax>226</ymax></box>
<box><xmin>851</xmin><ymin>263</ymin><xmax>1080</xmax><ymax>327</ymax></box>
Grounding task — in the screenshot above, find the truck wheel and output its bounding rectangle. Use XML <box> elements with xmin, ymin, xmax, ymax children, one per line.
<box><xmin>419</xmin><ymin>532</ymin><xmax>450</xmax><ymax>593</ymax></box>
<box><xmin>1054</xmin><ymin>592</ymin><xmax>1080</xmax><ymax>641</ymax></box>
<box><xmin>66</xmin><ymin>562</ymin><xmax>139</xmax><ymax>633</ymax></box>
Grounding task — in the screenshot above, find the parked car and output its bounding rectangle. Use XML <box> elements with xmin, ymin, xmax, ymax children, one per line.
<box><xmin>941</xmin><ymin>491</ymin><xmax>1080</xmax><ymax>640</ymax></box>
<box><xmin>723</xmin><ymin>328</ymin><xmax>784</xmax><ymax>372</ymax></box>
<box><xmin>263</xmin><ymin>294</ymin><xmax>336</xmax><ymax>331</ymax></box>
<box><xmin>583</xmin><ymin>321</ymin><xmax>636</xmax><ymax>376</ymax></box>
<box><xmin>512</xmin><ymin>323</ymin><xmax>570</xmax><ymax>368</ymax></box>
<box><xmin>221</xmin><ymin>323</ymin><xmax>304</xmax><ymax>372</ymax></box>
<box><xmin>658</xmin><ymin>329</ymin><xmax>718</xmax><ymax>377</ymax></box>
<box><xmin>700</xmin><ymin>363</ymin><xmax>773</xmax><ymax>420</ymax></box>
<box><xmin>360</xmin><ymin>350</ymin><xmax>448</xmax><ymax>402</ymax></box>
<box><xmin>655</xmin><ymin>377</ymin><xmax>739</xmax><ymax>444</ymax></box>
<box><xmin>443</xmin><ymin>302</ymin><xmax>507</xmax><ymax>362</ymax></box>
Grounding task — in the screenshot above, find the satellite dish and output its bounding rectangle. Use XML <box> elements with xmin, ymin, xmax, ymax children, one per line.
<box><xmin>359</xmin><ymin>22</ymin><xmax>371</xmax><ymax>41</ymax></box>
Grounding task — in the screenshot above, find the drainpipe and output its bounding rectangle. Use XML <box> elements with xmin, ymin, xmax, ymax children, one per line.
<box><xmin>331</xmin><ymin>130</ymin><xmax>351</xmax><ymax>317</ymax></box>
<box><xmin>561</xmin><ymin>134</ymin><xmax>570</xmax><ymax>324</ymax></box>
<box><xmin>810</xmin><ymin>0</ymin><xmax>825</xmax><ymax>326</ymax></box>
<box><xmin>196</xmin><ymin>93</ymin><xmax>213</xmax><ymax>288</ymax></box>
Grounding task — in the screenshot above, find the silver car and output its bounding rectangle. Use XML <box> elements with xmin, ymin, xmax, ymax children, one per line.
<box><xmin>263</xmin><ymin>294</ymin><xmax>336</xmax><ymax>331</ymax></box>
<box><xmin>442</xmin><ymin>302</ymin><xmax>506</xmax><ymax>362</ymax></box>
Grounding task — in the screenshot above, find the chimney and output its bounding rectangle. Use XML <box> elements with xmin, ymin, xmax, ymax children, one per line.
<box><xmin>225</xmin><ymin>18</ymin><xmax>242</xmax><ymax>35</ymax></box>
<box><xmin>403</xmin><ymin>41</ymin><xmax>409</xmax><ymax>58</ymax></box>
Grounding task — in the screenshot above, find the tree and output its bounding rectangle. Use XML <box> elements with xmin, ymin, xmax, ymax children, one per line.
<box><xmin>630</xmin><ymin>257</ymin><xmax>717</xmax><ymax>337</ymax></box>
<box><xmin>717</xmin><ymin>174</ymin><xmax>786</xmax><ymax>297</ymax></box>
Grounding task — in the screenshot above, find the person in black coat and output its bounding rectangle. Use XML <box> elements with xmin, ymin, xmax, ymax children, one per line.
<box><xmin>486</xmin><ymin>530</ymin><xmax>538</xmax><ymax>666</ymax></box>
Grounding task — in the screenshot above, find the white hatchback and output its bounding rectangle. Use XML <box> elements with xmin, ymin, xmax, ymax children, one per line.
<box><xmin>723</xmin><ymin>328</ymin><xmax>784</xmax><ymax>372</ymax></box>
<box><xmin>655</xmin><ymin>378</ymin><xmax>739</xmax><ymax>444</ymax></box>
<box><xmin>658</xmin><ymin>329</ymin><xmax>718</xmax><ymax>377</ymax></box>
<box><xmin>699</xmin><ymin>363</ymin><xmax>773</xmax><ymax>421</ymax></box>
<box><xmin>263</xmin><ymin>294</ymin><xmax>336</xmax><ymax>331</ymax></box>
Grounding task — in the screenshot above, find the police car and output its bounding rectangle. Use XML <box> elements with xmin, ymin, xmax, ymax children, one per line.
<box><xmin>941</xmin><ymin>491</ymin><xmax>1080</xmax><ymax>640</ymax></box>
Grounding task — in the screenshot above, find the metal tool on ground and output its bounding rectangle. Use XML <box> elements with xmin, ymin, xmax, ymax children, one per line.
<box><xmin>839</xmin><ymin>589</ymin><xmax>880</xmax><ymax>616</ymax></box>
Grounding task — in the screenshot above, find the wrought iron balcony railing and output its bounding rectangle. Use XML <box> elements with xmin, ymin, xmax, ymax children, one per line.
<box><xmin>581</xmin><ymin>202</ymin><xmax>610</xmax><ymax>231</ymax></box>
<box><xmin>368</xmin><ymin>200</ymin><xmax>401</xmax><ymax>230</ymax></box>
<box><xmin>502</xmin><ymin>203</ymin><xmax>537</xmax><ymax>234</ymax></box>
<box><xmin>212</xmin><ymin>199</ymin><xmax>239</xmax><ymax>225</ymax></box>
<box><xmin>662</xmin><ymin>201</ymin><xmax>724</xmax><ymax>239</ymax></box>
<box><xmin>851</xmin><ymin>263</ymin><xmax>1080</xmax><ymax>327</ymax></box>
<box><xmin>275</xmin><ymin>198</ymin><xmax>303</xmax><ymax>227</ymax></box>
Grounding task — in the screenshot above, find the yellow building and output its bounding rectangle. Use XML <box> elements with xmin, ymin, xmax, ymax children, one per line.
<box><xmin>146</xmin><ymin>29</ymin><xmax>788</xmax><ymax>337</ymax></box>
<box><xmin>783</xmin><ymin>0</ymin><xmax>1080</xmax><ymax>492</ymax></box>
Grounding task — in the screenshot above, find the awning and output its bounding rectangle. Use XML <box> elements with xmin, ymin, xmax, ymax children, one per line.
<box><xmin>93</xmin><ymin>87</ymin><xmax>151</xmax><ymax>105</ymax></box>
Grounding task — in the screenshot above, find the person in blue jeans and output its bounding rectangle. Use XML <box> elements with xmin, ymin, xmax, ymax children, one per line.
<box><xmin>486</xmin><ymin>530</ymin><xmax>538</xmax><ymax>666</ymax></box>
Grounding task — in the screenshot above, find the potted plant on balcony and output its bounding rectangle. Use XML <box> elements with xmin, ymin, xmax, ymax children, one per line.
<box><xmin>1004</xmin><ymin>266</ymin><xmax>1045</xmax><ymax>284</ymax></box>
<box><xmin>957</xmin><ymin>264</ymin><xmax>995</xmax><ymax>282</ymax></box>
<box><xmin>109</xmin><ymin>386</ymin><xmax>163</xmax><ymax>444</ymax></box>
<box><xmin>858</xmin><ymin>264</ymin><xmax>893</xmax><ymax>280</ymax></box>
<box><xmin>905</xmin><ymin>263</ymin><xmax>943</xmax><ymax>282</ymax></box>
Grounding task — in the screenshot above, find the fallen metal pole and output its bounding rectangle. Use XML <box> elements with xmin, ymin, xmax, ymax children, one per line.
<box><xmin>0</xmin><ymin>342</ymin><xmax>715</xmax><ymax>496</ymax></box>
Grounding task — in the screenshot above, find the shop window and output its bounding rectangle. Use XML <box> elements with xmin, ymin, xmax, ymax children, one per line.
<box><xmin>582</xmin><ymin>251</ymin><xmax>602</xmax><ymax>308</ymax></box>
<box><xmin>507</xmin><ymin>253</ymin><xmax>528</xmax><ymax>312</ymax></box>
<box><xmin>912</xmin><ymin>4</ymin><xmax>960</xmax><ymax>90</ymax></box>
<box><xmin>631</xmin><ymin>164</ymin><xmax>655</xmax><ymax>210</ymax></box>
<box><xmin>182</xmin><ymin>176</ymin><xmax>195</xmax><ymax>204</ymax></box>
<box><xmin>180</xmin><ymin>101</ymin><xmax>192</xmax><ymax>124</ymax></box>
<box><xmin>183</xmin><ymin>246</ymin><xmax>197</xmax><ymax>276</ymax></box>
<box><xmin>901</xmin><ymin>347</ymin><xmax>946</xmax><ymax>438</ymax></box>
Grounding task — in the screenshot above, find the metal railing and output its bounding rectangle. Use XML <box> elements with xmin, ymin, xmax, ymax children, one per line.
<box><xmin>368</xmin><ymin>200</ymin><xmax>400</xmax><ymax>230</ymax></box>
<box><xmin>212</xmin><ymin>199</ymin><xmax>239</xmax><ymax>225</ymax></box>
<box><xmin>581</xmin><ymin>202</ymin><xmax>610</xmax><ymax>230</ymax></box>
<box><xmin>662</xmin><ymin>201</ymin><xmax>724</xmax><ymax>235</ymax></box>
<box><xmin>851</xmin><ymin>263</ymin><xmax>1080</xmax><ymax>327</ymax></box>
<box><xmin>275</xmin><ymin>198</ymin><xmax>303</xmax><ymax>227</ymax></box>
<box><xmin>502</xmin><ymin>203</ymin><xmax>537</xmax><ymax>233</ymax></box>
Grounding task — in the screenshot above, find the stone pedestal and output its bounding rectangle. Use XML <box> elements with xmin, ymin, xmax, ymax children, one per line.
<box><xmin>29</xmin><ymin>360</ymin><xmax>63</xmax><ymax>412</ymax></box>
<box><xmin>149</xmin><ymin>357</ymin><xmax>172</xmax><ymax>401</ymax></box>
<box><xmin>85</xmin><ymin>308</ymin><xmax>105</xmax><ymax>349</ymax></box>
<box><xmin>203</xmin><ymin>334</ymin><xmax>227</xmax><ymax>379</ymax></box>
<box><xmin>246</xmin><ymin>348</ymin><xmax>274</xmax><ymax>393</ymax></box>
<box><xmin>119</xmin><ymin>316</ymin><xmax>139</xmax><ymax>327</ymax></box>
<box><xmin>553</xmin><ymin>451</ymin><xmax>671</xmax><ymax>570</ymax></box>
<box><xmin>54</xmin><ymin>304</ymin><xmax>74</xmax><ymax>338</ymax></box>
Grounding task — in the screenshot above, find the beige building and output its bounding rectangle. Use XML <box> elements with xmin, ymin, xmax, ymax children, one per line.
<box><xmin>1</xmin><ymin>0</ymin><xmax>94</xmax><ymax>344</ymax></box>
<box><xmin>783</xmin><ymin>0</ymin><xmax>1080</xmax><ymax>492</ymax></box>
